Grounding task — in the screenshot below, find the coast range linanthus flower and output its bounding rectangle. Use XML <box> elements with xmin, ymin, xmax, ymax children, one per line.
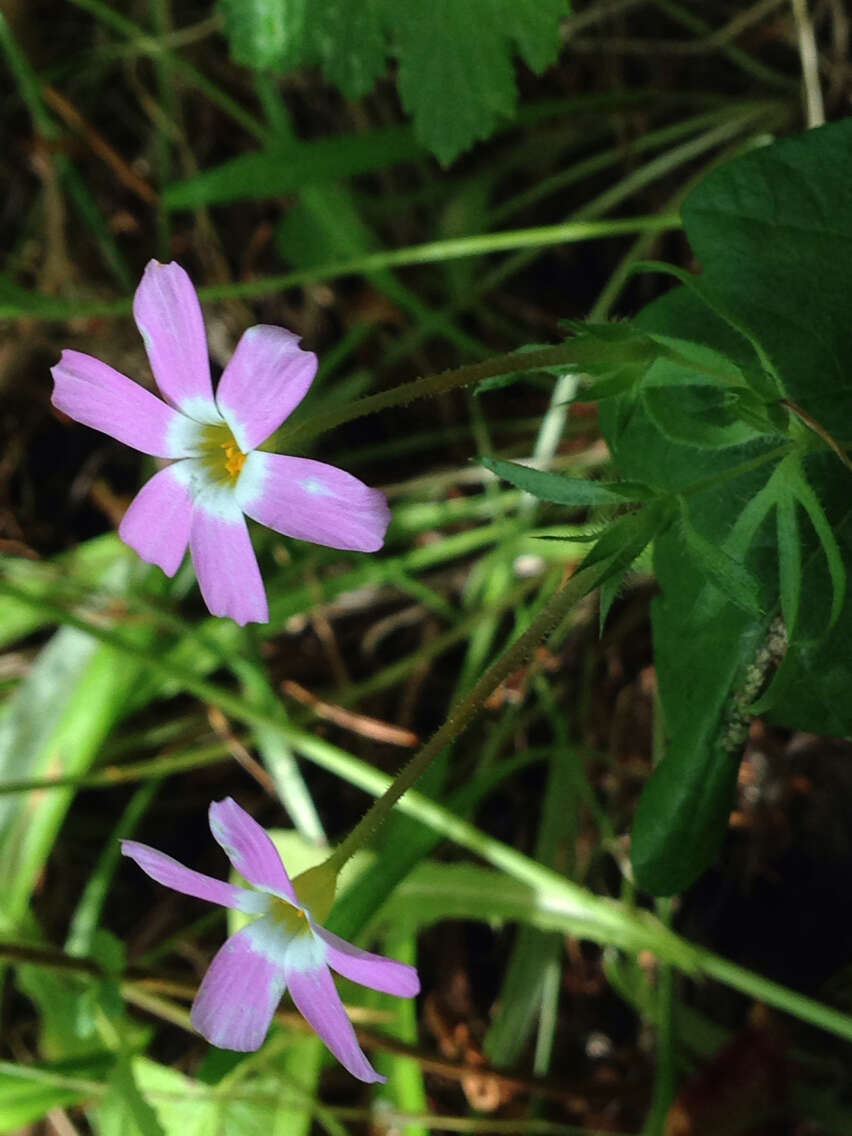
<box><xmin>121</xmin><ymin>797</ymin><xmax>419</xmax><ymax>1082</ymax></box>
<box><xmin>51</xmin><ymin>260</ymin><xmax>391</xmax><ymax>624</ymax></box>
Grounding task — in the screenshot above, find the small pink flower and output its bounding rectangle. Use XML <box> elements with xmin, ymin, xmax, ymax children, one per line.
<box><xmin>51</xmin><ymin>260</ymin><xmax>391</xmax><ymax>625</ymax></box>
<box><xmin>121</xmin><ymin>797</ymin><xmax>419</xmax><ymax>1082</ymax></box>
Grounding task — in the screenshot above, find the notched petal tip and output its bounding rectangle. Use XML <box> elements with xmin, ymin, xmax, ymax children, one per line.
<box><xmin>215</xmin><ymin>323</ymin><xmax>318</xmax><ymax>452</ymax></box>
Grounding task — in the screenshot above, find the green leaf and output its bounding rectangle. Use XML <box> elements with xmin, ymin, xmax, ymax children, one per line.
<box><xmin>580</xmin><ymin>500</ymin><xmax>672</xmax><ymax>579</ymax></box>
<box><xmin>95</xmin><ymin>1060</ymin><xmax>217</xmax><ymax>1136</ymax></box>
<box><xmin>373</xmin><ymin>861</ymin><xmax>598</xmax><ymax>935</ymax></box>
<box><xmin>641</xmin><ymin>373</ymin><xmax>760</xmax><ymax>450</ymax></box>
<box><xmin>598</xmin><ymin>571</ymin><xmax>624</xmax><ymax>633</ymax></box>
<box><xmin>677</xmin><ymin>509</ymin><xmax>763</xmax><ymax>616</ymax></box>
<box><xmin>776</xmin><ymin>476</ymin><xmax>801</xmax><ymax>637</ymax></box>
<box><xmin>221</xmin><ymin>0</ymin><xmax>387</xmax><ymax>95</ymax></box>
<box><xmin>681</xmin><ymin>118</ymin><xmax>852</xmax><ymax>430</ymax></box>
<box><xmin>100</xmin><ymin>1059</ymin><xmax>165</xmax><ymax>1136</ymax></box>
<box><xmin>781</xmin><ymin>458</ymin><xmax>846</xmax><ymax>633</ymax></box>
<box><xmin>480</xmin><ymin>456</ymin><xmax>653</xmax><ymax>506</ymax></box>
<box><xmin>0</xmin><ymin>563</ymin><xmax>175</xmax><ymax>933</ymax></box>
<box><xmin>393</xmin><ymin>0</ymin><xmax>571</xmax><ymax>164</ymax></box>
<box><xmin>598</xmin><ymin>288</ymin><xmax>777</xmax><ymax>894</ymax></box>
<box><xmin>751</xmin><ymin>457</ymin><xmax>852</xmax><ymax>730</ymax></box>
<box><xmin>0</xmin><ymin>535</ymin><xmax>126</xmax><ymax>651</ymax></box>
<box><xmin>164</xmin><ymin>126</ymin><xmax>421</xmax><ymax>209</ymax></box>
<box><xmin>307</xmin><ymin>0</ymin><xmax>388</xmax><ymax>97</ymax></box>
<box><xmin>499</xmin><ymin>0</ymin><xmax>570</xmax><ymax>72</ymax></box>
<box><xmin>395</xmin><ymin>0</ymin><xmax>516</xmax><ymax>164</ymax></box>
<box><xmin>219</xmin><ymin>0</ymin><xmax>297</xmax><ymax>71</ymax></box>
<box><xmin>0</xmin><ymin>1055</ymin><xmax>111</xmax><ymax>1129</ymax></box>
<box><xmin>218</xmin><ymin>0</ymin><xmax>569</xmax><ymax>161</ymax></box>
<box><xmin>631</xmin><ymin>582</ymin><xmax>773</xmax><ymax>895</ymax></box>
<box><xmin>277</xmin><ymin>184</ymin><xmax>377</xmax><ymax>267</ymax></box>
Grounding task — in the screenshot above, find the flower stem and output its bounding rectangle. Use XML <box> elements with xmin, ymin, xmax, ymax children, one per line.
<box><xmin>272</xmin><ymin>342</ymin><xmax>611</xmax><ymax>450</ymax></box>
<box><xmin>323</xmin><ymin>559</ymin><xmax>611</xmax><ymax>874</ymax></box>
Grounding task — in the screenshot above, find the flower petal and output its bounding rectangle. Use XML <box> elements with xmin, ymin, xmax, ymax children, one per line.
<box><xmin>191</xmin><ymin>926</ymin><xmax>287</xmax><ymax>1052</ymax></box>
<box><xmin>208</xmin><ymin>797</ymin><xmax>297</xmax><ymax>902</ymax></box>
<box><xmin>315</xmin><ymin>927</ymin><xmax>420</xmax><ymax>997</ymax></box>
<box><xmin>287</xmin><ymin>963</ymin><xmax>385</xmax><ymax>1083</ymax></box>
<box><xmin>216</xmin><ymin>325</ymin><xmax>317</xmax><ymax>452</ymax></box>
<box><xmin>133</xmin><ymin>260</ymin><xmax>219</xmax><ymax>421</ymax></box>
<box><xmin>118</xmin><ymin>463</ymin><xmax>194</xmax><ymax>577</ymax></box>
<box><xmin>51</xmin><ymin>350</ymin><xmax>198</xmax><ymax>458</ymax></box>
<box><xmin>236</xmin><ymin>453</ymin><xmax>391</xmax><ymax>553</ymax></box>
<box><xmin>189</xmin><ymin>490</ymin><xmax>268</xmax><ymax>625</ymax></box>
<box><xmin>120</xmin><ymin>840</ymin><xmax>267</xmax><ymax>914</ymax></box>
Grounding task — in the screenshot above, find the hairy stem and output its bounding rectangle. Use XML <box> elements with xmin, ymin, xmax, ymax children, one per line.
<box><xmin>323</xmin><ymin>559</ymin><xmax>610</xmax><ymax>873</ymax></box>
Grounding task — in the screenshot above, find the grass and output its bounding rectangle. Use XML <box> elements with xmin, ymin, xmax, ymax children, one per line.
<box><xmin>1</xmin><ymin>1</ymin><xmax>851</xmax><ymax>1133</ymax></box>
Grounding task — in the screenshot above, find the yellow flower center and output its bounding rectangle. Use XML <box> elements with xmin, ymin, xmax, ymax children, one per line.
<box><xmin>269</xmin><ymin>897</ymin><xmax>312</xmax><ymax>936</ymax></box>
<box><xmin>267</xmin><ymin>862</ymin><xmax>338</xmax><ymax>935</ymax></box>
<box><xmin>197</xmin><ymin>423</ymin><xmax>247</xmax><ymax>485</ymax></box>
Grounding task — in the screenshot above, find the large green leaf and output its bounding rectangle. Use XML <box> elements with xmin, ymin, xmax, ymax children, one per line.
<box><xmin>601</xmin><ymin>120</ymin><xmax>852</xmax><ymax>890</ymax></box>
<box><xmin>682</xmin><ymin>118</ymin><xmax>852</xmax><ymax>428</ymax></box>
<box><xmin>598</xmin><ymin>288</ymin><xmax>778</xmax><ymax>894</ymax></box>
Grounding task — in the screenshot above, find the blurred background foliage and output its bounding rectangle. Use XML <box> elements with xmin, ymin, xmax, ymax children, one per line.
<box><xmin>2</xmin><ymin>0</ymin><xmax>852</xmax><ymax>1133</ymax></box>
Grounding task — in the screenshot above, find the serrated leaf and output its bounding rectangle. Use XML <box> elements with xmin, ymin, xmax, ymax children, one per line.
<box><xmin>218</xmin><ymin>0</ymin><xmax>568</xmax><ymax>161</ymax></box>
<box><xmin>395</xmin><ymin>0</ymin><xmax>517</xmax><ymax>164</ymax></box>
<box><xmin>598</xmin><ymin>571</ymin><xmax>623</xmax><ymax>633</ymax></box>
<box><xmin>581</xmin><ymin>501</ymin><xmax>672</xmax><ymax>579</ymax></box>
<box><xmin>500</xmin><ymin>0</ymin><xmax>570</xmax><ymax>72</ymax></box>
<box><xmin>481</xmin><ymin>456</ymin><xmax>653</xmax><ymax>506</ymax></box>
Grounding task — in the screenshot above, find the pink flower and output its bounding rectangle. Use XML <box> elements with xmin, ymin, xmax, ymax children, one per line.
<box><xmin>51</xmin><ymin>260</ymin><xmax>391</xmax><ymax>625</ymax></box>
<box><xmin>121</xmin><ymin>797</ymin><xmax>419</xmax><ymax>1082</ymax></box>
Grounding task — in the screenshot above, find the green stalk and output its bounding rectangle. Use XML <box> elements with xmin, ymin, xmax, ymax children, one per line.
<box><xmin>272</xmin><ymin>341</ymin><xmax>620</xmax><ymax>450</ymax></box>
<box><xmin>323</xmin><ymin>557</ymin><xmax>616</xmax><ymax>874</ymax></box>
<box><xmin>0</xmin><ymin>216</ymin><xmax>680</xmax><ymax>322</ymax></box>
<box><xmin>0</xmin><ymin>741</ymin><xmax>229</xmax><ymax>795</ymax></box>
